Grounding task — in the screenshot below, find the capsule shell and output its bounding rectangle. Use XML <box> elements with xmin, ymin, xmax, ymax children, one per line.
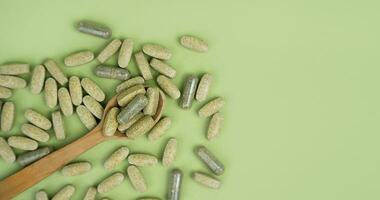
<box><xmin>125</xmin><ymin>116</ymin><xmax>155</xmax><ymax>139</ymax></box>
<box><xmin>76</xmin><ymin>20</ymin><xmax>111</xmax><ymax>39</ymax></box>
<box><xmin>30</xmin><ymin>65</ymin><xmax>46</xmax><ymax>94</ymax></box>
<box><xmin>118</xmin><ymin>112</ymin><xmax>144</xmax><ymax>132</ymax></box>
<box><xmin>8</xmin><ymin>136</ymin><xmax>38</xmax><ymax>151</ymax></box>
<box><xmin>83</xmin><ymin>187</ymin><xmax>97</xmax><ymax>200</ymax></box>
<box><xmin>0</xmin><ymin>86</ymin><xmax>12</xmax><ymax>98</ymax></box>
<box><xmin>83</xmin><ymin>95</ymin><xmax>104</xmax><ymax>119</ymax></box>
<box><xmin>17</xmin><ymin>147</ymin><xmax>51</xmax><ymax>166</ymax></box>
<box><xmin>142</xmin><ymin>44</ymin><xmax>172</xmax><ymax>60</ymax></box>
<box><xmin>97</xmin><ymin>39</ymin><xmax>122</xmax><ymax>63</ymax></box>
<box><xmin>44</xmin><ymin>59</ymin><xmax>68</xmax><ymax>85</ymax></box>
<box><xmin>24</xmin><ymin>109</ymin><xmax>52</xmax><ymax>130</ymax></box>
<box><xmin>207</xmin><ymin>112</ymin><xmax>223</xmax><ymax>140</ymax></box>
<box><xmin>117</xmin><ymin>84</ymin><xmax>146</xmax><ymax>107</ymax></box>
<box><xmin>148</xmin><ymin>117</ymin><xmax>171</xmax><ymax>141</ymax></box>
<box><xmin>44</xmin><ymin>78</ymin><xmax>58</xmax><ymax>108</ymax></box>
<box><xmin>127</xmin><ymin>165</ymin><xmax>147</xmax><ymax>193</ymax></box>
<box><xmin>180</xmin><ymin>75</ymin><xmax>198</xmax><ymax>109</ymax></box>
<box><xmin>116</xmin><ymin>76</ymin><xmax>145</xmax><ymax>93</ymax></box>
<box><xmin>162</xmin><ymin>138</ymin><xmax>177</xmax><ymax>167</ymax></box>
<box><xmin>1</xmin><ymin>102</ymin><xmax>15</xmax><ymax>131</ymax></box>
<box><xmin>52</xmin><ymin>111</ymin><xmax>65</xmax><ymax>140</ymax></box>
<box><xmin>192</xmin><ymin>172</ymin><xmax>221</xmax><ymax>189</ymax></box>
<box><xmin>76</xmin><ymin>105</ymin><xmax>97</xmax><ymax>130</ymax></box>
<box><xmin>128</xmin><ymin>153</ymin><xmax>158</xmax><ymax>167</ymax></box>
<box><xmin>168</xmin><ymin>169</ymin><xmax>182</xmax><ymax>200</ymax></box>
<box><xmin>118</xmin><ymin>39</ymin><xmax>134</xmax><ymax>68</ymax></box>
<box><xmin>196</xmin><ymin>73</ymin><xmax>212</xmax><ymax>101</ymax></box>
<box><xmin>81</xmin><ymin>78</ymin><xmax>105</xmax><ymax>102</ymax></box>
<box><xmin>58</xmin><ymin>87</ymin><xmax>74</xmax><ymax>116</ymax></box>
<box><xmin>117</xmin><ymin>94</ymin><xmax>148</xmax><ymax>124</ymax></box>
<box><xmin>0</xmin><ymin>137</ymin><xmax>16</xmax><ymax>163</ymax></box>
<box><xmin>35</xmin><ymin>190</ymin><xmax>49</xmax><ymax>200</ymax></box>
<box><xmin>104</xmin><ymin>146</ymin><xmax>130</xmax><ymax>171</ymax></box>
<box><xmin>0</xmin><ymin>63</ymin><xmax>30</xmax><ymax>75</ymax></box>
<box><xmin>198</xmin><ymin>97</ymin><xmax>225</xmax><ymax>118</ymax></box>
<box><xmin>52</xmin><ymin>185</ymin><xmax>75</xmax><ymax>200</ymax></box>
<box><xmin>95</xmin><ymin>65</ymin><xmax>130</xmax><ymax>80</ymax></box>
<box><xmin>97</xmin><ymin>172</ymin><xmax>125</xmax><ymax>194</ymax></box>
<box><xmin>68</xmin><ymin>76</ymin><xmax>82</xmax><ymax>106</ymax></box>
<box><xmin>61</xmin><ymin>162</ymin><xmax>92</xmax><ymax>176</ymax></box>
<box><xmin>102</xmin><ymin>107</ymin><xmax>120</xmax><ymax>136</ymax></box>
<box><xmin>21</xmin><ymin>123</ymin><xmax>50</xmax><ymax>142</ymax></box>
<box><xmin>196</xmin><ymin>146</ymin><xmax>224</xmax><ymax>175</ymax></box>
<box><xmin>143</xmin><ymin>87</ymin><xmax>159</xmax><ymax>116</ymax></box>
<box><xmin>64</xmin><ymin>50</ymin><xmax>94</xmax><ymax>67</ymax></box>
<box><xmin>157</xmin><ymin>75</ymin><xmax>180</xmax><ymax>99</ymax></box>
<box><xmin>150</xmin><ymin>59</ymin><xmax>176</xmax><ymax>78</ymax></box>
<box><xmin>0</xmin><ymin>75</ymin><xmax>27</xmax><ymax>89</ymax></box>
<box><xmin>134</xmin><ymin>51</ymin><xmax>152</xmax><ymax>80</ymax></box>
<box><xmin>180</xmin><ymin>35</ymin><xmax>209</xmax><ymax>52</ymax></box>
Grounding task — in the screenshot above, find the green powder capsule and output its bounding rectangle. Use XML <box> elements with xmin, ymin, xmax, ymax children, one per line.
<box><xmin>117</xmin><ymin>94</ymin><xmax>148</xmax><ymax>124</ymax></box>
<box><xmin>95</xmin><ymin>65</ymin><xmax>130</xmax><ymax>80</ymax></box>
<box><xmin>17</xmin><ymin>147</ymin><xmax>52</xmax><ymax>167</ymax></box>
<box><xmin>168</xmin><ymin>169</ymin><xmax>182</xmax><ymax>200</ymax></box>
<box><xmin>117</xmin><ymin>84</ymin><xmax>146</xmax><ymax>107</ymax></box>
<box><xmin>76</xmin><ymin>20</ymin><xmax>111</xmax><ymax>39</ymax></box>
<box><xmin>180</xmin><ymin>75</ymin><xmax>198</xmax><ymax>109</ymax></box>
<box><xmin>196</xmin><ymin>146</ymin><xmax>224</xmax><ymax>176</ymax></box>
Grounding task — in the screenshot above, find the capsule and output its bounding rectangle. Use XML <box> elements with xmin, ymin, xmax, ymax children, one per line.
<box><xmin>69</xmin><ymin>76</ymin><xmax>83</xmax><ymax>106</ymax></box>
<box><xmin>97</xmin><ymin>39</ymin><xmax>122</xmax><ymax>63</ymax></box>
<box><xmin>83</xmin><ymin>95</ymin><xmax>104</xmax><ymax>119</ymax></box>
<box><xmin>117</xmin><ymin>94</ymin><xmax>148</xmax><ymax>124</ymax></box>
<box><xmin>76</xmin><ymin>20</ymin><xmax>111</xmax><ymax>39</ymax></box>
<box><xmin>116</xmin><ymin>76</ymin><xmax>145</xmax><ymax>93</ymax></box>
<box><xmin>180</xmin><ymin>75</ymin><xmax>198</xmax><ymax>109</ymax></box>
<box><xmin>198</xmin><ymin>97</ymin><xmax>225</xmax><ymax>118</ymax></box>
<box><xmin>142</xmin><ymin>44</ymin><xmax>172</xmax><ymax>60</ymax></box>
<box><xmin>61</xmin><ymin>162</ymin><xmax>92</xmax><ymax>176</ymax></box>
<box><xmin>102</xmin><ymin>107</ymin><xmax>120</xmax><ymax>136</ymax></box>
<box><xmin>44</xmin><ymin>59</ymin><xmax>68</xmax><ymax>85</ymax></box>
<box><xmin>168</xmin><ymin>169</ymin><xmax>182</xmax><ymax>200</ymax></box>
<box><xmin>117</xmin><ymin>112</ymin><xmax>144</xmax><ymax>132</ymax></box>
<box><xmin>1</xmin><ymin>102</ymin><xmax>15</xmax><ymax>131</ymax></box>
<box><xmin>52</xmin><ymin>185</ymin><xmax>75</xmax><ymax>200</ymax></box>
<box><xmin>128</xmin><ymin>153</ymin><xmax>158</xmax><ymax>166</ymax></box>
<box><xmin>149</xmin><ymin>59</ymin><xmax>176</xmax><ymax>78</ymax></box>
<box><xmin>81</xmin><ymin>78</ymin><xmax>105</xmax><ymax>102</ymax></box>
<box><xmin>192</xmin><ymin>172</ymin><xmax>221</xmax><ymax>189</ymax></box>
<box><xmin>118</xmin><ymin>39</ymin><xmax>134</xmax><ymax>68</ymax></box>
<box><xmin>83</xmin><ymin>187</ymin><xmax>97</xmax><ymax>200</ymax></box>
<box><xmin>30</xmin><ymin>65</ymin><xmax>46</xmax><ymax>94</ymax></box>
<box><xmin>58</xmin><ymin>87</ymin><xmax>73</xmax><ymax>116</ymax></box>
<box><xmin>162</xmin><ymin>138</ymin><xmax>177</xmax><ymax>167</ymax></box>
<box><xmin>117</xmin><ymin>84</ymin><xmax>146</xmax><ymax>107</ymax></box>
<box><xmin>0</xmin><ymin>63</ymin><xmax>30</xmax><ymax>75</ymax></box>
<box><xmin>52</xmin><ymin>111</ymin><xmax>65</xmax><ymax>140</ymax></box>
<box><xmin>207</xmin><ymin>112</ymin><xmax>223</xmax><ymax>140</ymax></box>
<box><xmin>104</xmin><ymin>146</ymin><xmax>129</xmax><ymax>171</ymax></box>
<box><xmin>0</xmin><ymin>86</ymin><xmax>12</xmax><ymax>98</ymax></box>
<box><xmin>97</xmin><ymin>172</ymin><xmax>125</xmax><ymax>194</ymax></box>
<box><xmin>148</xmin><ymin>117</ymin><xmax>171</xmax><ymax>141</ymax></box>
<box><xmin>143</xmin><ymin>87</ymin><xmax>159</xmax><ymax>116</ymax></box>
<box><xmin>157</xmin><ymin>75</ymin><xmax>180</xmax><ymax>99</ymax></box>
<box><xmin>35</xmin><ymin>190</ymin><xmax>49</xmax><ymax>200</ymax></box>
<box><xmin>21</xmin><ymin>123</ymin><xmax>50</xmax><ymax>142</ymax></box>
<box><xmin>7</xmin><ymin>136</ymin><xmax>38</xmax><ymax>151</ymax></box>
<box><xmin>0</xmin><ymin>75</ymin><xmax>26</xmax><ymax>89</ymax></box>
<box><xmin>180</xmin><ymin>35</ymin><xmax>209</xmax><ymax>52</ymax></box>
<box><xmin>195</xmin><ymin>73</ymin><xmax>212</xmax><ymax>102</ymax></box>
<box><xmin>17</xmin><ymin>147</ymin><xmax>51</xmax><ymax>166</ymax></box>
<box><xmin>0</xmin><ymin>137</ymin><xmax>16</xmax><ymax>163</ymax></box>
<box><xmin>138</xmin><ymin>198</ymin><xmax>160</xmax><ymax>200</ymax></box>
<box><xmin>44</xmin><ymin>78</ymin><xmax>58</xmax><ymax>108</ymax></box>
<box><xmin>196</xmin><ymin>146</ymin><xmax>224</xmax><ymax>175</ymax></box>
<box><xmin>76</xmin><ymin>105</ymin><xmax>97</xmax><ymax>130</ymax></box>
<box><xmin>125</xmin><ymin>116</ymin><xmax>154</xmax><ymax>139</ymax></box>
<box><xmin>24</xmin><ymin>109</ymin><xmax>52</xmax><ymax>130</ymax></box>
<box><xmin>134</xmin><ymin>51</ymin><xmax>152</xmax><ymax>80</ymax></box>
<box><xmin>64</xmin><ymin>50</ymin><xmax>94</xmax><ymax>67</ymax></box>
<box><xmin>95</xmin><ymin>65</ymin><xmax>130</xmax><ymax>80</ymax></box>
<box><xmin>127</xmin><ymin>165</ymin><xmax>147</xmax><ymax>193</ymax></box>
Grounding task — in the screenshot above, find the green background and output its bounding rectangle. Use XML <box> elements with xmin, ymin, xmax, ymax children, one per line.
<box><xmin>0</xmin><ymin>0</ymin><xmax>380</xmax><ymax>199</ymax></box>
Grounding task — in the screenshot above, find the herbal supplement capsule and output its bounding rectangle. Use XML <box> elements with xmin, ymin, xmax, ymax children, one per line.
<box><xmin>52</xmin><ymin>111</ymin><xmax>65</xmax><ymax>140</ymax></box>
<box><xmin>148</xmin><ymin>117</ymin><xmax>171</xmax><ymax>141</ymax></box>
<box><xmin>35</xmin><ymin>190</ymin><xmax>49</xmax><ymax>200</ymax></box>
<box><xmin>128</xmin><ymin>153</ymin><xmax>158</xmax><ymax>167</ymax></box>
<box><xmin>97</xmin><ymin>39</ymin><xmax>122</xmax><ymax>63</ymax></box>
<box><xmin>207</xmin><ymin>112</ymin><xmax>223</xmax><ymax>140</ymax></box>
<box><xmin>138</xmin><ymin>198</ymin><xmax>160</xmax><ymax>200</ymax></box>
<box><xmin>127</xmin><ymin>165</ymin><xmax>147</xmax><ymax>193</ymax></box>
<box><xmin>117</xmin><ymin>94</ymin><xmax>148</xmax><ymax>124</ymax></box>
<box><xmin>149</xmin><ymin>59</ymin><xmax>176</xmax><ymax>78</ymax></box>
<box><xmin>83</xmin><ymin>187</ymin><xmax>97</xmax><ymax>200</ymax></box>
<box><xmin>118</xmin><ymin>39</ymin><xmax>134</xmax><ymax>68</ymax></box>
<box><xmin>0</xmin><ymin>86</ymin><xmax>12</xmax><ymax>99</ymax></box>
<box><xmin>44</xmin><ymin>59</ymin><xmax>68</xmax><ymax>85</ymax></box>
<box><xmin>52</xmin><ymin>185</ymin><xmax>75</xmax><ymax>200</ymax></box>
<box><xmin>58</xmin><ymin>87</ymin><xmax>74</xmax><ymax>116</ymax></box>
<box><xmin>0</xmin><ymin>137</ymin><xmax>16</xmax><ymax>163</ymax></box>
<box><xmin>125</xmin><ymin>116</ymin><xmax>155</xmax><ymax>139</ymax></box>
<box><xmin>21</xmin><ymin>124</ymin><xmax>50</xmax><ymax>142</ymax></box>
<box><xmin>196</xmin><ymin>145</ymin><xmax>224</xmax><ymax>175</ymax></box>
<box><xmin>83</xmin><ymin>95</ymin><xmax>104</xmax><ymax>119</ymax></box>
<box><xmin>44</xmin><ymin>78</ymin><xmax>58</xmax><ymax>108</ymax></box>
<box><xmin>76</xmin><ymin>105</ymin><xmax>97</xmax><ymax>130</ymax></box>
<box><xmin>142</xmin><ymin>44</ymin><xmax>172</xmax><ymax>60</ymax></box>
<box><xmin>180</xmin><ymin>75</ymin><xmax>199</xmax><ymax>109</ymax></box>
<box><xmin>24</xmin><ymin>109</ymin><xmax>52</xmax><ymax>130</ymax></box>
<box><xmin>30</xmin><ymin>65</ymin><xmax>46</xmax><ymax>94</ymax></box>
<box><xmin>64</xmin><ymin>50</ymin><xmax>94</xmax><ymax>67</ymax></box>
<box><xmin>76</xmin><ymin>20</ymin><xmax>111</xmax><ymax>39</ymax></box>
<box><xmin>180</xmin><ymin>35</ymin><xmax>209</xmax><ymax>52</ymax></box>
<box><xmin>156</xmin><ymin>75</ymin><xmax>180</xmax><ymax>99</ymax></box>
<box><xmin>81</xmin><ymin>78</ymin><xmax>105</xmax><ymax>102</ymax></box>
<box><xmin>162</xmin><ymin>138</ymin><xmax>177</xmax><ymax>167</ymax></box>
<box><xmin>95</xmin><ymin>65</ymin><xmax>130</xmax><ymax>80</ymax></box>
<box><xmin>192</xmin><ymin>172</ymin><xmax>221</xmax><ymax>189</ymax></box>
<box><xmin>8</xmin><ymin>136</ymin><xmax>38</xmax><ymax>151</ymax></box>
<box><xmin>117</xmin><ymin>84</ymin><xmax>146</xmax><ymax>107</ymax></box>
<box><xmin>195</xmin><ymin>73</ymin><xmax>212</xmax><ymax>102</ymax></box>
<box><xmin>168</xmin><ymin>169</ymin><xmax>182</xmax><ymax>200</ymax></box>
<box><xmin>118</xmin><ymin>112</ymin><xmax>144</xmax><ymax>132</ymax></box>
<box><xmin>198</xmin><ymin>97</ymin><xmax>225</xmax><ymax>118</ymax></box>
<box><xmin>97</xmin><ymin>172</ymin><xmax>125</xmax><ymax>194</ymax></box>
<box><xmin>0</xmin><ymin>75</ymin><xmax>27</xmax><ymax>89</ymax></box>
<box><xmin>104</xmin><ymin>146</ymin><xmax>129</xmax><ymax>171</ymax></box>
<box><xmin>134</xmin><ymin>51</ymin><xmax>152</xmax><ymax>80</ymax></box>
<box><xmin>0</xmin><ymin>63</ymin><xmax>30</xmax><ymax>75</ymax></box>
<box><xmin>61</xmin><ymin>162</ymin><xmax>92</xmax><ymax>176</ymax></box>
<box><xmin>17</xmin><ymin>147</ymin><xmax>51</xmax><ymax>167</ymax></box>
<box><xmin>69</xmin><ymin>76</ymin><xmax>82</xmax><ymax>106</ymax></box>
<box><xmin>102</xmin><ymin>107</ymin><xmax>120</xmax><ymax>136</ymax></box>
<box><xmin>1</xmin><ymin>102</ymin><xmax>15</xmax><ymax>131</ymax></box>
<box><xmin>143</xmin><ymin>87</ymin><xmax>159</xmax><ymax>116</ymax></box>
<box><xmin>116</xmin><ymin>76</ymin><xmax>144</xmax><ymax>93</ymax></box>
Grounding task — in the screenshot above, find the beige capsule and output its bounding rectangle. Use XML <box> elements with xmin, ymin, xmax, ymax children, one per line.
<box><xmin>116</xmin><ymin>76</ymin><xmax>145</xmax><ymax>93</ymax></box>
<box><xmin>149</xmin><ymin>59</ymin><xmax>176</xmax><ymax>78</ymax></box>
<box><xmin>24</xmin><ymin>109</ymin><xmax>52</xmax><ymax>130</ymax></box>
<box><xmin>104</xmin><ymin>146</ymin><xmax>130</xmax><ymax>171</ymax></box>
<box><xmin>143</xmin><ymin>87</ymin><xmax>159</xmax><ymax>116</ymax></box>
<box><xmin>44</xmin><ymin>59</ymin><xmax>68</xmax><ymax>85</ymax></box>
<box><xmin>118</xmin><ymin>39</ymin><xmax>134</xmax><ymax>68</ymax></box>
<box><xmin>192</xmin><ymin>172</ymin><xmax>221</xmax><ymax>189</ymax></box>
<box><xmin>195</xmin><ymin>73</ymin><xmax>212</xmax><ymax>102</ymax></box>
<box><xmin>21</xmin><ymin>123</ymin><xmax>50</xmax><ymax>142</ymax></box>
<box><xmin>7</xmin><ymin>136</ymin><xmax>38</xmax><ymax>151</ymax></box>
<box><xmin>44</xmin><ymin>78</ymin><xmax>58</xmax><ymax>108</ymax></box>
<box><xmin>64</xmin><ymin>50</ymin><xmax>94</xmax><ymax>67</ymax></box>
<box><xmin>58</xmin><ymin>87</ymin><xmax>73</xmax><ymax>116</ymax></box>
<box><xmin>97</xmin><ymin>172</ymin><xmax>125</xmax><ymax>194</ymax></box>
<box><xmin>0</xmin><ymin>75</ymin><xmax>26</xmax><ymax>89</ymax></box>
<box><xmin>156</xmin><ymin>75</ymin><xmax>180</xmax><ymax>99</ymax></box>
<box><xmin>61</xmin><ymin>161</ymin><xmax>92</xmax><ymax>176</ymax></box>
<box><xmin>207</xmin><ymin>112</ymin><xmax>223</xmax><ymax>140</ymax></box>
<box><xmin>142</xmin><ymin>44</ymin><xmax>172</xmax><ymax>60</ymax></box>
<box><xmin>125</xmin><ymin>116</ymin><xmax>155</xmax><ymax>139</ymax></box>
<box><xmin>81</xmin><ymin>78</ymin><xmax>105</xmax><ymax>102</ymax></box>
<box><xmin>0</xmin><ymin>86</ymin><xmax>12</xmax><ymax>98</ymax></box>
<box><xmin>0</xmin><ymin>63</ymin><xmax>30</xmax><ymax>75</ymax></box>
<box><xmin>148</xmin><ymin>117</ymin><xmax>171</xmax><ymax>141</ymax></box>
<box><xmin>1</xmin><ymin>102</ymin><xmax>15</xmax><ymax>131</ymax></box>
<box><xmin>127</xmin><ymin>165</ymin><xmax>147</xmax><ymax>193</ymax></box>
<box><xmin>35</xmin><ymin>190</ymin><xmax>48</xmax><ymax>200</ymax></box>
<box><xmin>180</xmin><ymin>35</ymin><xmax>209</xmax><ymax>52</ymax></box>
<box><xmin>83</xmin><ymin>95</ymin><xmax>104</xmax><ymax>119</ymax></box>
<box><xmin>83</xmin><ymin>187</ymin><xmax>97</xmax><ymax>200</ymax></box>
<box><xmin>138</xmin><ymin>198</ymin><xmax>160</xmax><ymax>200</ymax></box>
<box><xmin>0</xmin><ymin>137</ymin><xmax>16</xmax><ymax>163</ymax></box>
<box><xmin>52</xmin><ymin>111</ymin><xmax>65</xmax><ymax>140</ymax></box>
<box><xmin>97</xmin><ymin>39</ymin><xmax>122</xmax><ymax>63</ymax></box>
<box><xmin>128</xmin><ymin>153</ymin><xmax>158</xmax><ymax>167</ymax></box>
<box><xmin>69</xmin><ymin>76</ymin><xmax>83</xmax><ymax>106</ymax></box>
<box><xmin>118</xmin><ymin>112</ymin><xmax>144</xmax><ymax>132</ymax></box>
<box><xmin>134</xmin><ymin>51</ymin><xmax>152</xmax><ymax>80</ymax></box>
<box><xmin>198</xmin><ymin>97</ymin><xmax>225</xmax><ymax>118</ymax></box>
<box><xmin>30</xmin><ymin>65</ymin><xmax>46</xmax><ymax>94</ymax></box>
<box><xmin>117</xmin><ymin>84</ymin><xmax>146</xmax><ymax>107</ymax></box>
<box><xmin>76</xmin><ymin>105</ymin><xmax>97</xmax><ymax>130</ymax></box>
<box><xmin>162</xmin><ymin>138</ymin><xmax>177</xmax><ymax>167</ymax></box>
<box><xmin>52</xmin><ymin>185</ymin><xmax>75</xmax><ymax>200</ymax></box>
<box><xmin>102</xmin><ymin>107</ymin><xmax>120</xmax><ymax>136</ymax></box>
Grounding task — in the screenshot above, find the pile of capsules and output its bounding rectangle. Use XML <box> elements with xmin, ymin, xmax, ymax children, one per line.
<box><xmin>0</xmin><ymin>20</ymin><xmax>225</xmax><ymax>200</ymax></box>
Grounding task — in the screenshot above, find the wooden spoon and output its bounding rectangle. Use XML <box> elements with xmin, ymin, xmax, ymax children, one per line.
<box><xmin>0</xmin><ymin>90</ymin><xmax>165</xmax><ymax>200</ymax></box>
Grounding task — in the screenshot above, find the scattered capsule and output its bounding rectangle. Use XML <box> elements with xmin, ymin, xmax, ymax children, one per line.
<box><xmin>144</xmin><ymin>87</ymin><xmax>159</xmax><ymax>116</ymax></box>
<box><xmin>1</xmin><ymin>102</ymin><xmax>15</xmax><ymax>131</ymax></box>
<box><xmin>95</xmin><ymin>65</ymin><xmax>130</xmax><ymax>80</ymax></box>
<box><xmin>81</xmin><ymin>78</ymin><xmax>105</xmax><ymax>102</ymax></box>
<box><xmin>168</xmin><ymin>169</ymin><xmax>182</xmax><ymax>200</ymax></box>
<box><xmin>180</xmin><ymin>75</ymin><xmax>198</xmax><ymax>109</ymax></box>
<box><xmin>137</xmin><ymin>197</ymin><xmax>160</xmax><ymax>200</ymax></box>
<box><xmin>116</xmin><ymin>76</ymin><xmax>145</xmax><ymax>93</ymax></box>
<box><xmin>44</xmin><ymin>59</ymin><xmax>68</xmax><ymax>85</ymax></box>
<box><xmin>24</xmin><ymin>109</ymin><xmax>52</xmax><ymax>130</ymax></box>
<box><xmin>125</xmin><ymin>116</ymin><xmax>155</xmax><ymax>139</ymax></box>
<box><xmin>44</xmin><ymin>78</ymin><xmax>58</xmax><ymax>108</ymax></box>
<box><xmin>104</xmin><ymin>146</ymin><xmax>130</xmax><ymax>171</ymax></box>
<box><xmin>97</xmin><ymin>172</ymin><xmax>125</xmax><ymax>194</ymax></box>
<box><xmin>192</xmin><ymin>172</ymin><xmax>221</xmax><ymax>189</ymax></box>
<box><xmin>117</xmin><ymin>84</ymin><xmax>146</xmax><ymax>107</ymax></box>
<box><xmin>35</xmin><ymin>190</ymin><xmax>49</xmax><ymax>200</ymax></box>
<box><xmin>69</xmin><ymin>76</ymin><xmax>83</xmax><ymax>106</ymax></box>
<box><xmin>30</xmin><ymin>65</ymin><xmax>46</xmax><ymax>94</ymax></box>
<box><xmin>7</xmin><ymin>136</ymin><xmax>38</xmax><ymax>151</ymax></box>
<box><xmin>52</xmin><ymin>111</ymin><xmax>66</xmax><ymax>140</ymax></box>
<box><xmin>117</xmin><ymin>94</ymin><xmax>148</xmax><ymax>124</ymax></box>
<box><xmin>83</xmin><ymin>187</ymin><xmax>97</xmax><ymax>200</ymax></box>
<box><xmin>0</xmin><ymin>86</ymin><xmax>12</xmax><ymax>98</ymax></box>
<box><xmin>196</xmin><ymin>146</ymin><xmax>224</xmax><ymax>175</ymax></box>
<box><xmin>83</xmin><ymin>95</ymin><xmax>104</xmax><ymax>119</ymax></box>
<box><xmin>150</xmin><ymin>58</ymin><xmax>176</xmax><ymax>78</ymax></box>
<box><xmin>134</xmin><ymin>51</ymin><xmax>152</xmax><ymax>80</ymax></box>
<box><xmin>17</xmin><ymin>147</ymin><xmax>51</xmax><ymax>167</ymax></box>
<box><xmin>0</xmin><ymin>75</ymin><xmax>27</xmax><ymax>89</ymax></box>
<box><xmin>118</xmin><ymin>39</ymin><xmax>134</xmax><ymax>68</ymax></box>
<box><xmin>180</xmin><ymin>35</ymin><xmax>209</xmax><ymax>52</ymax></box>
<box><xmin>128</xmin><ymin>153</ymin><xmax>158</xmax><ymax>167</ymax></box>
<box><xmin>58</xmin><ymin>87</ymin><xmax>74</xmax><ymax>116</ymax></box>
<box><xmin>102</xmin><ymin>107</ymin><xmax>120</xmax><ymax>136</ymax></box>
<box><xmin>76</xmin><ymin>105</ymin><xmax>97</xmax><ymax>130</ymax></box>
<box><xmin>127</xmin><ymin>165</ymin><xmax>147</xmax><ymax>193</ymax></box>
<box><xmin>162</xmin><ymin>138</ymin><xmax>177</xmax><ymax>167</ymax></box>
<box><xmin>52</xmin><ymin>185</ymin><xmax>75</xmax><ymax>200</ymax></box>
<box><xmin>0</xmin><ymin>137</ymin><xmax>16</xmax><ymax>163</ymax></box>
<box><xmin>0</xmin><ymin>63</ymin><xmax>30</xmax><ymax>75</ymax></box>
<box><xmin>76</xmin><ymin>20</ymin><xmax>111</xmax><ymax>39</ymax></box>
<box><xmin>157</xmin><ymin>75</ymin><xmax>180</xmax><ymax>99</ymax></box>
<box><xmin>207</xmin><ymin>112</ymin><xmax>223</xmax><ymax>140</ymax></box>
<box><xmin>148</xmin><ymin>117</ymin><xmax>171</xmax><ymax>141</ymax></box>
<box><xmin>97</xmin><ymin>39</ymin><xmax>122</xmax><ymax>63</ymax></box>
<box><xmin>118</xmin><ymin>112</ymin><xmax>144</xmax><ymax>132</ymax></box>
<box><xmin>142</xmin><ymin>44</ymin><xmax>172</xmax><ymax>60</ymax></box>
<box><xmin>21</xmin><ymin>123</ymin><xmax>50</xmax><ymax>142</ymax></box>
<box><xmin>61</xmin><ymin>162</ymin><xmax>92</xmax><ymax>176</ymax></box>
<box><xmin>64</xmin><ymin>50</ymin><xmax>94</xmax><ymax>67</ymax></box>
<box><xmin>198</xmin><ymin>97</ymin><xmax>225</xmax><ymax>118</ymax></box>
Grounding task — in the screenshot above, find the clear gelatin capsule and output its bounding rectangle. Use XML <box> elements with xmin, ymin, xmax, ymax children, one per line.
<box><xmin>44</xmin><ymin>78</ymin><xmax>58</xmax><ymax>108</ymax></box>
<box><xmin>58</xmin><ymin>87</ymin><xmax>74</xmax><ymax>117</ymax></box>
<box><xmin>0</xmin><ymin>63</ymin><xmax>29</xmax><ymax>75</ymax></box>
<box><xmin>95</xmin><ymin>65</ymin><xmax>130</xmax><ymax>80</ymax></box>
<box><xmin>142</xmin><ymin>44</ymin><xmax>172</xmax><ymax>60</ymax></box>
<box><xmin>81</xmin><ymin>78</ymin><xmax>105</xmax><ymax>102</ymax></box>
<box><xmin>97</xmin><ymin>172</ymin><xmax>125</xmax><ymax>194</ymax></box>
<box><xmin>64</xmin><ymin>50</ymin><xmax>94</xmax><ymax>67</ymax></box>
<box><xmin>69</xmin><ymin>76</ymin><xmax>83</xmax><ymax>106</ymax></box>
<box><xmin>179</xmin><ymin>35</ymin><xmax>209</xmax><ymax>52</ymax></box>
<box><xmin>17</xmin><ymin>147</ymin><xmax>51</xmax><ymax>166</ymax></box>
<box><xmin>118</xmin><ymin>39</ymin><xmax>134</xmax><ymax>68</ymax></box>
<box><xmin>134</xmin><ymin>51</ymin><xmax>152</xmax><ymax>80</ymax></box>
<box><xmin>61</xmin><ymin>161</ymin><xmax>92</xmax><ymax>176</ymax></box>
<box><xmin>117</xmin><ymin>84</ymin><xmax>146</xmax><ymax>107</ymax></box>
<box><xmin>83</xmin><ymin>95</ymin><xmax>104</xmax><ymax>119</ymax></box>
<box><xmin>0</xmin><ymin>137</ymin><xmax>16</xmax><ymax>163</ymax></box>
<box><xmin>97</xmin><ymin>39</ymin><xmax>122</xmax><ymax>63</ymax></box>
<box><xmin>7</xmin><ymin>136</ymin><xmax>38</xmax><ymax>151</ymax></box>
<box><xmin>198</xmin><ymin>97</ymin><xmax>225</xmax><ymax>118</ymax></box>
<box><xmin>35</xmin><ymin>190</ymin><xmax>49</xmax><ymax>200</ymax></box>
<box><xmin>1</xmin><ymin>101</ymin><xmax>15</xmax><ymax>131</ymax></box>
<box><xmin>21</xmin><ymin>123</ymin><xmax>50</xmax><ymax>142</ymax></box>
<box><xmin>44</xmin><ymin>59</ymin><xmax>68</xmax><ymax>86</ymax></box>
<box><xmin>102</xmin><ymin>107</ymin><xmax>120</xmax><ymax>136</ymax></box>
<box><xmin>52</xmin><ymin>185</ymin><xmax>75</xmax><ymax>200</ymax></box>
<box><xmin>149</xmin><ymin>58</ymin><xmax>176</xmax><ymax>78</ymax></box>
<box><xmin>116</xmin><ymin>76</ymin><xmax>145</xmax><ymax>93</ymax></box>
<box><xmin>192</xmin><ymin>172</ymin><xmax>221</xmax><ymax>189</ymax></box>
<box><xmin>76</xmin><ymin>105</ymin><xmax>97</xmax><ymax>130</ymax></box>
<box><xmin>0</xmin><ymin>86</ymin><xmax>12</xmax><ymax>98</ymax></box>
<box><xmin>52</xmin><ymin>111</ymin><xmax>65</xmax><ymax>140</ymax></box>
<box><xmin>196</xmin><ymin>145</ymin><xmax>224</xmax><ymax>175</ymax></box>
<box><xmin>30</xmin><ymin>65</ymin><xmax>46</xmax><ymax>94</ymax></box>
<box><xmin>117</xmin><ymin>94</ymin><xmax>148</xmax><ymax>124</ymax></box>
<box><xmin>156</xmin><ymin>75</ymin><xmax>180</xmax><ymax>99</ymax></box>
<box><xmin>0</xmin><ymin>75</ymin><xmax>27</xmax><ymax>89</ymax></box>
<box><xmin>76</xmin><ymin>20</ymin><xmax>111</xmax><ymax>39</ymax></box>
<box><xmin>168</xmin><ymin>169</ymin><xmax>182</xmax><ymax>200</ymax></box>
<box><xmin>104</xmin><ymin>146</ymin><xmax>129</xmax><ymax>171</ymax></box>
<box><xmin>24</xmin><ymin>109</ymin><xmax>52</xmax><ymax>130</ymax></box>
<box><xmin>127</xmin><ymin>165</ymin><xmax>147</xmax><ymax>193</ymax></box>
<box><xmin>195</xmin><ymin>73</ymin><xmax>212</xmax><ymax>102</ymax></box>
<box><xmin>117</xmin><ymin>112</ymin><xmax>144</xmax><ymax>132</ymax></box>
<box><xmin>180</xmin><ymin>75</ymin><xmax>198</xmax><ymax>109</ymax></box>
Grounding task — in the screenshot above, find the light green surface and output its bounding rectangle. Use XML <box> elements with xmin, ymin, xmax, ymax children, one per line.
<box><xmin>0</xmin><ymin>0</ymin><xmax>380</xmax><ymax>199</ymax></box>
